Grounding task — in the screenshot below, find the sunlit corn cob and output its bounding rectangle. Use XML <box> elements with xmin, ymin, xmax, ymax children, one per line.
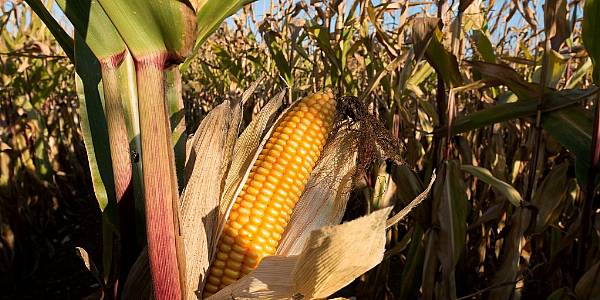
<box><xmin>203</xmin><ymin>91</ymin><xmax>336</xmax><ymax>297</ymax></box>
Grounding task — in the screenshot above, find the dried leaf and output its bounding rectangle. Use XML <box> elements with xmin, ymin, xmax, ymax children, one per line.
<box><xmin>458</xmin><ymin>0</ymin><xmax>475</xmax><ymax>13</ymax></box>
<box><xmin>122</xmin><ymin>248</ymin><xmax>153</xmax><ymax>299</ymax></box>
<box><xmin>412</xmin><ymin>17</ymin><xmax>440</xmax><ymax>61</ymax></box>
<box><xmin>544</xmin><ymin>0</ymin><xmax>570</xmax><ymax>50</ymax></box>
<box><xmin>468</xmin><ymin>61</ymin><xmax>538</xmax><ymax>99</ymax></box>
<box><xmin>583</xmin><ymin>0</ymin><xmax>600</xmax><ymax>84</ymax></box>
<box><xmin>75</xmin><ymin>247</ymin><xmax>102</xmax><ymax>286</ymax></box>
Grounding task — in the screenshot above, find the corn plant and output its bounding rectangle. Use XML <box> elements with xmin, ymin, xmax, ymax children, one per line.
<box><xmin>23</xmin><ymin>0</ymin><xmax>267</xmax><ymax>298</ymax></box>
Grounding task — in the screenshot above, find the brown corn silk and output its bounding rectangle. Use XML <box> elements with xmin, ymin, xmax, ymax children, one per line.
<box><xmin>203</xmin><ymin>91</ymin><xmax>336</xmax><ymax>297</ymax></box>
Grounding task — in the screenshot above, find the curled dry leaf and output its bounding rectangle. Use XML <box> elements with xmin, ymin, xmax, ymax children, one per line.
<box><xmin>207</xmin><ymin>207</ymin><xmax>392</xmax><ymax>300</ymax></box>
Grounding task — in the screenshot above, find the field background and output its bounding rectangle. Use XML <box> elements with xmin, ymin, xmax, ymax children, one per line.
<box><xmin>2</xmin><ymin>0</ymin><xmax>600</xmax><ymax>299</ymax></box>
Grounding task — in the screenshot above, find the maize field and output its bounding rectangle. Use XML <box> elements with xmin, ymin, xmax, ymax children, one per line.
<box><xmin>1</xmin><ymin>0</ymin><xmax>600</xmax><ymax>299</ymax></box>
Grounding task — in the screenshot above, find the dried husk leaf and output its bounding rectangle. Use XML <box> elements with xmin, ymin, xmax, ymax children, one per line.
<box><xmin>75</xmin><ymin>247</ymin><xmax>102</xmax><ymax>289</ymax></box>
<box><xmin>276</xmin><ymin>128</ymin><xmax>359</xmax><ymax>256</ymax></box>
<box><xmin>180</xmin><ymin>101</ymin><xmax>239</xmax><ymax>299</ymax></box>
<box><xmin>207</xmin><ymin>207</ymin><xmax>392</xmax><ymax>300</ymax></box>
<box><xmin>294</xmin><ymin>208</ymin><xmax>391</xmax><ymax>298</ymax></box>
<box><xmin>216</xmin><ymin>75</ymin><xmax>265</xmax><ymax>188</ymax></box>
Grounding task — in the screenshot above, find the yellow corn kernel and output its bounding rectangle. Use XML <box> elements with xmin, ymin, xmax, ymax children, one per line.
<box><xmin>203</xmin><ymin>91</ymin><xmax>336</xmax><ymax>297</ymax></box>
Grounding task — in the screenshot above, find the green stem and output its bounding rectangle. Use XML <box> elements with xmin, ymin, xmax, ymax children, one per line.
<box><xmin>99</xmin><ymin>53</ymin><xmax>132</xmax><ymax>203</ymax></box>
<box><xmin>136</xmin><ymin>54</ymin><xmax>185</xmax><ymax>299</ymax></box>
<box><xmin>165</xmin><ymin>67</ymin><xmax>187</xmax><ymax>191</ymax></box>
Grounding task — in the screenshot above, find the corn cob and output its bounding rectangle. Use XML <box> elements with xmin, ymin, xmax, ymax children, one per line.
<box><xmin>203</xmin><ymin>91</ymin><xmax>336</xmax><ymax>297</ymax></box>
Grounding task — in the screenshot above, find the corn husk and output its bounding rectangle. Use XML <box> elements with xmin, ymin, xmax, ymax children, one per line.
<box><xmin>181</xmin><ymin>81</ymin><xmax>272</xmax><ymax>299</ymax></box>
<box><xmin>180</xmin><ymin>101</ymin><xmax>237</xmax><ymax>299</ymax></box>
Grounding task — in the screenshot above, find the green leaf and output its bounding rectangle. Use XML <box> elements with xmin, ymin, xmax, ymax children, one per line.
<box><xmin>566</xmin><ymin>58</ymin><xmax>593</xmax><ymax>89</ymax></box>
<box><xmin>74</xmin><ymin>35</ymin><xmax>116</xmax><ymax>215</ymax></box>
<box><xmin>212</xmin><ymin>44</ymin><xmax>244</xmax><ymax>82</ymax></box>
<box><xmin>461</xmin><ymin>165</ymin><xmax>522</xmax><ymax>207</ymax></box>
<box><xmin>398</xmin><ymin>225</ymin><xmax>425</xmax><ymax>299</ymax></box>
<box><xmin>531</xmin><ymin>163</ymin><xmax>569</xmax><ymax>234</ymax></box>
<box><xmin>165</xmin><ymin>68</ymin><xmax>187</xmax><ymax>192</ymax></box>
<box><xmin>425</xmin><ymin>28</ymin><xmax>462</xmax><ymax>88</ymax></box>
<box><xmin>74</xmin><ymin>33</ymin><xmax>121</xmax><ymax>287</ymax></box>
<box><xmin>542</xmin><ymin>105</ymin><xmax>593</xmax><ymax>185</ymax></box>
<box><xmin>472</xmin><ymin>29</ymin><xmax>496</xmax><ymax>63</ymax></box>
<box><xmin>534</xmin><ymin>49</ymin><xmax>568</xmax><ymax>88</ymax></box>
<box><xmin>55</xmin><ymin>0</ymin><xmax>126</xmax><ymax>59</ymax></box>
<box><xmin>118</xmin><ymin>52</ymin><xmax>147</xmax><ymax>245</ymax></box>
<box><xmin>96</xmin><ymin>0</ymin><xmax>196</xmax><ymax>58</ymax></box>
<box><xmin>182</xmin><ymin>0</ymin><xmax>257</xmax><ymax>70</ymax></box>
<box><xmin>441</xmin><ymin>87</ymin><xmax>598</xmax><ymax>135</ymax></box>
<box><xmin>263</xmin><ymin>31</ymin><xmax>293</xmax><ymax>86</ymax></box>
<box><xmin>546</xmin><ymin>288</ymin><xmax>570</xmax><ymax>300</ymax></box>
<box><xmin>307</xmin><ymin>24</ymin><xmax>342</xmax><ymax>72</ymax></box>
<box><xmin>583</xmin><ymin>0</ymin><xmax>600</xmax><ymax>84</ymax></box>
